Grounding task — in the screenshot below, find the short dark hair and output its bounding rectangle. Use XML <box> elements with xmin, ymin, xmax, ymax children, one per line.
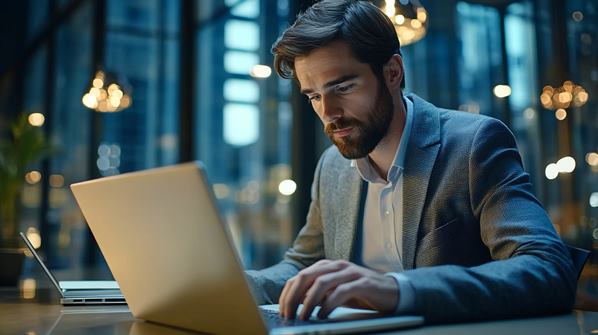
<box><xmin>272</xmin><ymin>0</ymin><xmax>404</xmax><ymax>88</ymax></box>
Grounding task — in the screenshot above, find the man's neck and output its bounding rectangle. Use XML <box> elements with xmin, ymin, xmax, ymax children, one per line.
<box><xmin>367</xmin><ymin>99</ymin><xmax>407</xmax><ymax>181</ymax></box>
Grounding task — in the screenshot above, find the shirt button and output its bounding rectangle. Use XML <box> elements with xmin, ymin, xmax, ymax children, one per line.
<box><xmin>385</xmin><ymin>242</ymin><xmax>392</xmax><ymax>249</ymax></box>
<box><xmin>385</xmin><ymin>210</ymin><xmax>390</xmax><ymax>216</ymax></box>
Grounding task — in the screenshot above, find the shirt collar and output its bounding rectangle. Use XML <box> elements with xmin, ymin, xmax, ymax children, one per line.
<box><xmin>351</xmin><ymin>96</ymin><xmax>414</xmax><ymax>184</ymax></box>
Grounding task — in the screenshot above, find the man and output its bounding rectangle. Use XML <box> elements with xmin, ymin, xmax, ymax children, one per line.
<box><xmin>246</xmin><ymin>0</ymin><xmax>576</xmax><ymax>323</ymax></box>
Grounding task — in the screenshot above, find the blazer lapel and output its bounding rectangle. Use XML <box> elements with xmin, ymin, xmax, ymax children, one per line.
<box><xmin>333</xmin><ymin>167</ymin><xmax>363</xmax><ymax>261</ymax></box>
<box><xmin>402</xmin><ymin>94</ymin><xmax>440</xmax><ymax>270</ymax></box>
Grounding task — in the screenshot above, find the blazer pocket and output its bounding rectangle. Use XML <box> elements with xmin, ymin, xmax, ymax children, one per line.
<box><xmin>419</xmin><ymin>218</ymin><xmax>461</xmax><ymax>250</ymax></box>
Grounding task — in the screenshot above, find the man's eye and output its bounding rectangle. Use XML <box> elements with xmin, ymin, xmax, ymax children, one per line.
<box><xmin>336</xmin><ymin>84</ymin><xmax>353</xmax><ymax>93</ymax></box>
<box><xmin>308</xmin><ymin>95</ymin><xmax>321</xmax><ymax>102</ymax></box>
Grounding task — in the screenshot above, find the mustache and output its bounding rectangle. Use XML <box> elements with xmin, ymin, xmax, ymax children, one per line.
<box><xmin>325</xmin><ymin>118</ymin><xmax>360</xmax><ymax>133</ymax></box>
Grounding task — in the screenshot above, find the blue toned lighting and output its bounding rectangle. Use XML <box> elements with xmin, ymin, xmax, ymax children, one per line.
<box><xmin>224</xmin><ymin>51</ymin><xmax>259</xmax><ymax>75</ymax></box>
<box><xmin>223</xmin><ymin>103</ymin><xmax>259</xmax><ymax>147</ymax></box>
<box><xmin>224</xmin><ymin>20</ymin><xmax>259</xmax><ymax>51</ymax></box>
<box><xmin>224</xmin><ymin>79</ymin><xmax>260</xmax><ymax>103</ymax></box>
<box><xmin>226</xmin><ymin>0</ymin><xmax>259</xmax><ymax>18</ymax></box>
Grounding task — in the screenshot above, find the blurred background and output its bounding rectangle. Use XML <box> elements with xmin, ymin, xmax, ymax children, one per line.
<box><xmin>0</xmin><ymin>0</ymin><xmax>596</xmax><ymax>306</ymax></box>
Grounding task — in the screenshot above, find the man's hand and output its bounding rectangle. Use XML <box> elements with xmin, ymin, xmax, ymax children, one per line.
<box><xmin>278</xmin><ymin>259</ymin><xmax>399</xmax><ymax>320</ymax></box>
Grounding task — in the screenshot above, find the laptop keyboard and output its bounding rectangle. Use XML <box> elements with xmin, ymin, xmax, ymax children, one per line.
<box><xmin>261</xmin><ymin>308</ymin><xmax>326</xmax><ymax>327</ymax></box>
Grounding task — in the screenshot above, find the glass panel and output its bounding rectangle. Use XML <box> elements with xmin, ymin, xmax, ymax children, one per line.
<box><xmin>224</xmin><ymin>51</ymin><xmax>260</xmax><ymax>75</ymax></box>
<box><xmin>223</xmin><ymin>79</ymin><xmax>260</xmax><ymax>103</ymax></box>
<box><xmin>196</xmin><ymin>0</ymin><xmax>291</xmax><ymax>268</ymax></box>
<box><xmin>456</xmin><ymin>2</ymin><xmax>502</xmax><ymax>119</ymax></box>
<box><xmin>19</xmin><ymin>47</ymin><xmax>47</xmax><ymax>265</ymax></box>
<box><xmin>103</xmin><ymin>1</ymin><xmax>181</xmax><ymax>173</ymax></box>
<box><xmin>504</xmin><ymin>2</ymin><xmax>543</xmax><ymax>199</ymax></box>
<box><xmin>46</xmin><ymin>1</ymin><xmax>93</xmax><ymax>269</ymax></box>
<box><xmin>107</xmin><ymin>0</ymin><xmax>160</xmax><ymax>32</ymax></box>
<box><xmin>227</xmin><ymin>0</ymin><xmax>260</xmax><ymax>19</ymax></box>
<box><xmin>224</xmin><ymin>20</ymin><xmax>260</xmax><ymax>51</ymax></box>
<box><xmin>223</xmin><ymin>103</ymin><xmax>259</xmax><ymax>146</ymax></box>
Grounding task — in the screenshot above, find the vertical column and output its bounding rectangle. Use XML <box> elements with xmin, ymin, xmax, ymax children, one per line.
<box><xmin>179</xmin><ymin>0</ymin><xmax>195</xmax><ymax>162</ymax></box>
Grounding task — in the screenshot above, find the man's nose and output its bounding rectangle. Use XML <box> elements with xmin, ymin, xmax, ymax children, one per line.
<box><xmin>321</xmin><ymin>95</ymin><xmax>342</xmax><ymax>123</ymax></box>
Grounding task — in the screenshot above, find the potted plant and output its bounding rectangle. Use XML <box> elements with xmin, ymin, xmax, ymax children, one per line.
<box><xmin>0</xmin><ymin>113</ymin><xmax>51</xmax><ymax>285</ymax></box>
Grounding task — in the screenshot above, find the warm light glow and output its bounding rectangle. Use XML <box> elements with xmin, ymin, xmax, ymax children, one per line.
<box><xmin>108</xmin><ymin>83</ymin><xmax>119</xmax><ymax>93</ymax></box>
<box><xmin>590</xmin><ymin>192</ymin><xmax>598</xmax><ymax>208</ymax></box>
<box><xmin>576</xmin><ymin>91</ymin><xmax>589</xmax><ymax>104</ymax></box>
<box><xmin>250</xmin><ymin>64</ymin><xmax>272</xmax><ymax>78</ymax></box>
<box><xmin>21</xmin><ymin>279</ymin><xmax>37</xmax><ymax>300</ymax></box>
<box><xmin>109</xmin><ymin>96</ymin><xmax>121</xmax><ymax>107</ymax></box>
<box><xmin>82</xmin><ymin>71</ymin><xmax>132</xmax><ymax>112</ymax></box>
<box><xmin>558</xmin><ymin>92</ymin><xmax>572</xmax><ymax>104</ymax></box>
<box><xmin>493</xmin><ymin>85</ymin><xmax>512</xmax><ymax>98</ymax></box>
<box><xmin>90</xmin><ymin>87</ymin><xmax>101</xmax><ymax>98</ymax></box>
<box><xmin>541</xmin><ymin>81</ymin><xmax>588</xmax><ymax>109</ymax></box>
<box><xmin>25</xmin><ymin>171</ymin><xmax>42</xmax><ymax>184</ymax></box>
<box><xmin>417</xmin><ymin>8</ymin><xmax>427</xmax><ymax>22</ymax></box>
<box><xmin>540</xmin><ymin>93</ymin><xmax>551</xmax><ymax>107</ymax></box>
<box><xmin>112</xmin><ymin>89</ymin><xmax>123</xmax><ymax>99</ymax></box>
<box><xmin>82</xmin><ymin>93</ymin><xmax>98</xmax><ymax>109</ymax></box>
<box><xmin>545</xmin><ymin>163</ymin><xmax>559</xmax><ymax>180</ymax></box>
<box><xmin>384</xmin><ymin>0</ymin><xmax>395</xmax><ymax>17</ymax></box>
<box><xmin>28</xmin><ymin>113</ymin><xmax>45</xmax><ymax>127</ymax></box>
<box><xmin>49</xmin><ymin>174</ymin><xmax>64</xmax><ymax>188</ymax></box>
<box><xmin>555</xmin><ymin>108</ymin><xmax>567</xmax><ymax>120</ymax></box>
<box><xmin>563</xmin><ymin>80</ymin><xmax>573</xmax><ymax>92</ymax></box>
<box><xmin>395</xmin><ymin>14</ymin><xmax>405</xmax><ymax>25</ymax></box>
<box><xmin>120</xmin><ymin>95</ymin><xmax>131</xmax><ymax>108</ymax></box>
<box><xmin>586</xmin><ymin>152</ymin><xmax>598</xmax><ymax>167</ymax></box>
<box><xmin>410</xmin><ymin>19</ymin><xmax>422</xmax><ymax>29</ymax></box>
<box><xmin>26</xmin><ymin>227</ymin><xmax>42</xmax><ymax>249</ymax></box>
<box><xmin>556</xmin><ymin>156</ymin><xmax>576</xmax><ymax>173</ymax></box>
<box><xmin>278</xmin><ymin>179</ymin><xmax>297</xmax><ymax>196</ymax></box>
<box><xmin>380</xmin><ymin>1</ymin><xmax>427</xmax><ymax>46</ymax></box>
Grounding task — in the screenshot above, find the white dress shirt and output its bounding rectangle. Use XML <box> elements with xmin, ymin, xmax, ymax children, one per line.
<box><xmin>352</xmin><ymin>96</ymin><xmax>415</xmax><ymax>313</ymax></box>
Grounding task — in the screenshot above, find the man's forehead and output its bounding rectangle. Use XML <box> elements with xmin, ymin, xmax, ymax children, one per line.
<box><xmin>294</xmin><ymin>44</ymin><xmax>368</xmax><ymax>90</ymax></box>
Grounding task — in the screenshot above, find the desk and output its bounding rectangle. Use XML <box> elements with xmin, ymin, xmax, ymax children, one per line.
<box><xmin>2</xmin><ymin>287</ymin><xmax>598</xmax><ymax>335</ymax></box>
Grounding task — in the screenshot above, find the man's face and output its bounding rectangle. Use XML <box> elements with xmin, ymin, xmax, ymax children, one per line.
<box><xmin>294</xmin><ymin>40</ymin><xmax>394</xmax><ymax>159</ymax></box>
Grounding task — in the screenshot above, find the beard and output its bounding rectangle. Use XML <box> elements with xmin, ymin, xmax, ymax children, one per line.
<box><xmin>324</xmin><ymin>81</ymin><xmax>395</xmax><ymax>159</ymax></box>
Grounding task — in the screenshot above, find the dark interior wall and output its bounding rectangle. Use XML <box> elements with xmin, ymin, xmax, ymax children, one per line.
<box><xmin>0</xmin><ymin>2</ymin><xmax>28</xmax><ymax>124</ymax></box>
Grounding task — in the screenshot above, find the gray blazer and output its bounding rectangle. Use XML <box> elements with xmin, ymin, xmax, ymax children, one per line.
<box><xmin>246</xmin><ymin>94</ymin><xmax>576</xmax><ymax>323</ymax></box>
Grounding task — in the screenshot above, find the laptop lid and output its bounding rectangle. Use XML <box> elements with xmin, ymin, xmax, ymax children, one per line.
<box><xmin>71</xmin><ymin>162</ymin><xmax>423</xmax><ymax>334</ymax></box>
<box><xmin>20</xmin><ymin>232</ymin><xmax>64</xmax><ymax>297</ymax></box>
<box><xmin>19</xmin><ymin>232</ymin><xmax>125</xmax><ymax>305</ymax></box>
<box><xmin>71</xmin><ymin>162</ymin><xmax>268</xmax><ymax>334</ymax></box>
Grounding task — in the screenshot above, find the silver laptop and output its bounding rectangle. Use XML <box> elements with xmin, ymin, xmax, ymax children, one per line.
<box><xmin>70</xmin><ymin>162</ymin><xmax>423</xmax><ymax>334</ymax></box>
<box><xmin>19</xmin><ymin>232</ymin><xmax>125</xmax><ymax>305</ymax></box>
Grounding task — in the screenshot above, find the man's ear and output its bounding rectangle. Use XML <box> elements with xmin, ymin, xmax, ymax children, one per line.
<box><xmin>383</xmin><ymin>54</ymin><xmax>404</xmax><ymax>90</ymax></box>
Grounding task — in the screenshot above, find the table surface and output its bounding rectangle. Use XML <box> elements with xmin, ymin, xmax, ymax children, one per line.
<box><xmin>2</xmin><ymin>285</ymin><xmax>598</xmax><ymax>335</ymax></box>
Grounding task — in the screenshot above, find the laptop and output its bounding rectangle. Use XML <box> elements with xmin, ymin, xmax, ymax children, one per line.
<box><xmin>19</xmin><ymin>232</ymin><xmax>126</xmax><ymax>305</ymax></box>
<box><xmin>70</xmin><ymin>162</ymin><xmax>424</xmax><ymax>334</ymax></box>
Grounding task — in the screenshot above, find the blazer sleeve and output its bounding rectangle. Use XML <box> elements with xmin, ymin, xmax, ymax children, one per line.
<box><xmin>245</xmin><ymin>149</ymin><xmax>328</xmax><ymax>304</ymax></box>
<box><xmin>402</xmin><ymin>118</ymin><xmax>577</xmax><ymax>323</ymax></box>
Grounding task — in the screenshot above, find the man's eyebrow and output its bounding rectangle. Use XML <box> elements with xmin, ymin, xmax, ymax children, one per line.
<box><xmin>300</xmin><ymin>74</ymin><xmax>359</xmax><ymax>95</ymax></box>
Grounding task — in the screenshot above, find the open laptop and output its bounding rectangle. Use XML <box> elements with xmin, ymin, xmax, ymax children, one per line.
<box><xmin>70</xmin><ymin>162</ymin><xmax>424</xmax><ymax>334</ymax></box>
<box><xmin>19</xmin><ymin>232</ymin><xmax>125</xmax><ymax>305</ymax></box>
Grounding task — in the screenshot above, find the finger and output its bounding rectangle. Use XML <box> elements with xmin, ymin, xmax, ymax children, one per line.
<box><xmin>282</xmin><ymin>260</ymin><xmax>350</xmax><ymax>319</ymax></box>
<box><xmin>278</xmin><ymin>277</ymin><xmax>294</xmax><ymax>317</ymax></box>
<box><xmin>299</xmin><ymin>267</ymin><xmax>361</xmax><ymax>320</ymax></box>
<box><xmin>280</xmin><ymin>259</ymin><xmax>330</xmax><ymax>315</ymax></box>
<box><xmin>318</xmin><ymin>278</ymin><xmax>368</xmax><ymax>319</ymax></box>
